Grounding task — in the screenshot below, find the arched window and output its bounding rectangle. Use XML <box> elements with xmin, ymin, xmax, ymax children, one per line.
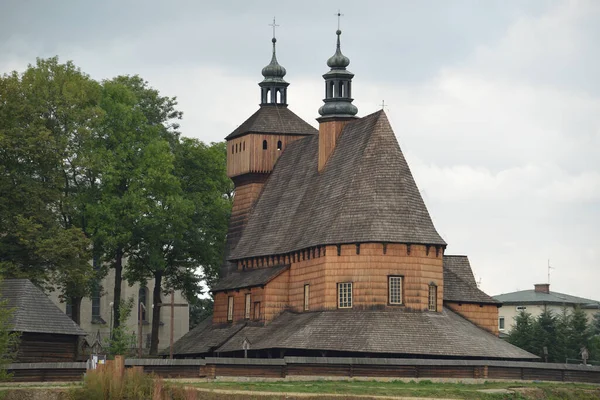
<box><xmin>138</xmin><ymin>287</ymin><xmax>147</xmax><ymax>321</ymax></box>
<box><xmin>231</xmin><ymin>144</ymin><xmax>234</xmax><ymax>154</ymax></box>
<box><xmin>262</xmin><ymin>140</ymin><xmax>268</xmax><ymax>150</ymax></box>
<box><xmin>329</xmin><ymin>81</ymin><xmax>335</xmax><ymax>98</ymax></box>
<box><xmin>276</xmin><ymin>89</ymin><xmax>281</xmax><ymax>103</ymax></box>
<box><xmin>277</xmin><ymin>140</ymin><xmax>282</xmax><ymax>151</ymax></box>
<box><xmin>235</xmin><ymin>143</ymin><xmax>238</xmax><ymax>153</ymax></box>
<box><xmin>266</xmin><ymin>89</ymin><xmax>271</xmax><ymax>103</ymax></box>
<box><xmin>339</xmin><ymin>81</ymin><xmax>345</xmax><ymax>97</ymax></box>
<box><xmin>243</xmin><ymin>141</ymin><xmax>245</xmax><ymax>151</ymax></box>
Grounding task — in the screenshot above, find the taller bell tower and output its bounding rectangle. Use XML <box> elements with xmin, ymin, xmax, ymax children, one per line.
<box><xmin>222</xmin><ymin>22</ymin><xmax>317</xmax><ymax>276</ymax></box>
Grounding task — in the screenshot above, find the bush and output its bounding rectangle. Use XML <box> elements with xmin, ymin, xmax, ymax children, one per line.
<box><xmin>69</xmin><ymin>361</ymin><xmax>197</xmax><ymax>400</ymax></box>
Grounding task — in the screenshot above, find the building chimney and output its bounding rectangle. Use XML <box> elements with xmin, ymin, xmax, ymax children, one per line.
<box><xmin>534</xmin><ymin>283</ymin><xmax>550</xmax><ymax>294</ymax></box>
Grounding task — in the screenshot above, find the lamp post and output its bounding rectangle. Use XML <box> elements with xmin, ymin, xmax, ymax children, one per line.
<box><xmin>109</xmin><ymin>301</ymin><xmax>114</xmax><ymax>339</ymax></box>
<box><xmin>138</xmin><ymin>302</ymin><xmax>146</xmax><ymax>358</ymax></box>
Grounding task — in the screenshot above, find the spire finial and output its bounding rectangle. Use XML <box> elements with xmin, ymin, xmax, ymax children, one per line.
<box><xmin>336</xmin><ymin>10</ymin><xmax>344</xmax><ymax>31</ymax></box>
<box><xmin>269</xmin><ymin>17</ymin><xmax>279</xmax><ymax>41</ymax></box>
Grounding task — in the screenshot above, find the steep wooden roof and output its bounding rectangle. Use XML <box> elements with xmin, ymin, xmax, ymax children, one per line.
<box><xmin>225</xmin><ymin>105</ymin><xmax>317</xmax><ymax>140</ymax></box>
<box><xmin>230</xmin><ymin>110</ymin><xmax>446</xmax><ymax>260</ymax></box>
<box><xmin>0</xmin><ymin>279</ymin><xmax>86</xmax><ymax>336</ymax></box>
<box><xmin>173</xmin><ymin>308</ymin><xmax>536</xmax><ymax>360</ymax></box>
<box><xmin>443</xmin><ymin>255</ymin><xmax>498</xmax><ymax>305</ymax></box>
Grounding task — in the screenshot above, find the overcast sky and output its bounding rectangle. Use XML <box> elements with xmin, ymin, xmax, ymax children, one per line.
<box><xmin>2</xmin><ymin>0</ymin><xmax>599</xmax><ymax>301</ymax></box>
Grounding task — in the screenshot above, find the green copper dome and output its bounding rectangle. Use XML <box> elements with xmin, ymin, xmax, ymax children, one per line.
<box><xmin>326</xmin><ymin>30</ymin><xmax>350</xmax><ymax>68</ymax></box>
<box><xmin>261</xmin><ymin>38</ymin><xmax>287</xmax><ymax>82</ymax></box>
<box><xmin>318</xmin><ymin>28</ymin><xmax>358</xmax><ymax>119</ymax></box>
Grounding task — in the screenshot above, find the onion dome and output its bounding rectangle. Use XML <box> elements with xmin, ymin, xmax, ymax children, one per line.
<box><xmin>326</xmin><ymin>30</ymin><xmax>350</xmax><ymax>68</ymax></box>
<box><xmin>317</xmin><ymin>29</ymin><xmax>358</xmax><ymax>119</ymax></box>
<box><xmin>261</xmin><ymin>38</ymin><xmax>287</xmax><ymax>82</ymax></box>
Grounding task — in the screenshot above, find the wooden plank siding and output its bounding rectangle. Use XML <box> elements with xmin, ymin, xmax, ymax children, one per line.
<box><xmin>215</xmin><ymin>243</ymin><xmax>447</xmax><ymax>325</ymax></box>
<box><xmin>16</xmin><ymin>333</ymin><xmax>79</xmax><ymax>363</ymax></box>
<box><xmin>445</xmin><ymin>302</ymin><xmax>500</xmax><ymax>335</ymax></box>
<box><xmin>227</xmin><ymin>134</ymin><xmax>306</xmax><ymax>178</ymax></box>
<box><xmin>318</xmin><ymin>119</ymin><xmax>351</xmax><ymax>171</ymax></box>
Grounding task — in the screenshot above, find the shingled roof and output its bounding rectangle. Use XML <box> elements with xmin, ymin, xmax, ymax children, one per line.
<box><xmin>494</xmin><ymin>289</ymin><xmax>600</xmax><ymax>308</ymax></box>
<box><xmin>230</xmin><ymin>110</ymin><xmax>445</xmax><ymax>260</ymax></box>
<box><xmin>0</xmin><ymin>279</ymin><xmax>86</xmax><ymax>336</ymax></box>
<box><xmin>443</xmin><ymin>255</ymin><xmax>498</xmax><ymax>305</ymax></box>
<box><xmin>212</xmin><ymin>264</ymin><xmax>289</xmax><ymax>292</ymax></box>
<box><xmin>225</xmin><ymin>105</ymin><xmax>317</xmax><ymax>140</ymax></box>
<box><xmin>173</xmin><ymin>308</ymin><xmax>536</xmax><ymax>360</ymax></box>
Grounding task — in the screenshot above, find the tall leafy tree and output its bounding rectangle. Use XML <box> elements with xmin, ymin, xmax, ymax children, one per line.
<box><xmin>0</xmin><ymin>57</ymin><xmax>101</xmax><ymax>323</ymax></box>
<box><xmin>92</xmin><ymin>75</ymin><xmax>183</xmax><ymax>335</ymax></box>
<box><xmin>0</xmin><ymin>278</ymin><xmax>21</xmax><ymax>381</ymax></box>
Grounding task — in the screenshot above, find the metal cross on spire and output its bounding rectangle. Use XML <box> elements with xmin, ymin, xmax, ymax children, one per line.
<box><xmin>380</xmin><ymin>100</ymin><xmax>389</xmax><ymax>111</ymax></box>
<box><xmin>269</xmin><ymin>17</ymin><xmax>279</xmax><ymax>39</ymax></box>
<box><xmin>336</xmin><ymin>10</ymin><xmax>344</xmax><ymax>30</ymax></box>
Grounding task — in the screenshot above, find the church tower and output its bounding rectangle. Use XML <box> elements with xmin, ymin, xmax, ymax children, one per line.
<box><xmin>222</xmin><ymin>23</ymin><xmax>317</xmax><ymax>276</ymax></box>
<box><xmin>317</xmin><ymin>27</ymin><xmax>358</xmax><ymax>172</ymax></box>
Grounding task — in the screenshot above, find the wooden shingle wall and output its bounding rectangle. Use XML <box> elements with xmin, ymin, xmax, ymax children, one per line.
<box><xmin>213</xmin><ymin>287</ymin><xmax>266</xmax><ymax>324</ymax></box>
<box><xmin>446</xmin><ymin>302</ymin><xmax>499</xmax><ymax>335</ymax></box>
<box><xmin>318</xmin><ymin>119</ymin><xmax>350</xmax><ymax>171</ymax></box>
<box><xmin>227</xmin><ymin>134</ymin><xmax>306</xmax><ymax>178</ymax></box>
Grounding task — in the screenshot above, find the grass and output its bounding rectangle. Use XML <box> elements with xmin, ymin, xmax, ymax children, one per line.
<box><xmin>1</xmin><ymin>378</ymin><xmax>599</xmax><ymax>399</ymax></box>
<box><xmin>188</xmin><ymin>379</ymin><xmax>600</xmax><ymax>399</ymax></box>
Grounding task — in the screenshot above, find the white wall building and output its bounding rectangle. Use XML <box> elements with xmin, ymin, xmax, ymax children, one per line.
<box><xmin>494</xmin><ymin>283</ymin><xmax>600</xmax><ymax>335</ymax></box>
<box><xmin>49</xmin><ymin>267</ymin><xmax>189</xmax><ymax>353</ymax></box>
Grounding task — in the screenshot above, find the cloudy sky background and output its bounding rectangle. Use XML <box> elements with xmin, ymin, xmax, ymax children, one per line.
<box><xmin>2</xmin><ymin>0</ymin><xmax>599</xmax><ymax>300</ymax></box>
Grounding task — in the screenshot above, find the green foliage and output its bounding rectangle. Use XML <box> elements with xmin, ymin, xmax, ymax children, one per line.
<box><xmin>591</xmin><ymin>312</ymin><xmax>600</xmax><ymax>335</ymax></box>
<box><xmin>509</xmin><ymin>307</ymin><xmax>599</xmax><ymax>363</ymax></box>
<box><xmin>104</xmin><ymin>297</ymin><xmax>136</xmax><ymax>357</ymax></box>
<box><xmin>0</xmin><ymin>281</ymin><xmax>20</xmax><ymax>382</ymax></box>
<box><xmin>0</xmin><ymin>57</ymin><xmax>102</xmax><ymax>323</ymax></box>
<box><xmin>508</xmin><ymin>310</ymin><xmax>535</xmax><ymax>351</ymax></box>
<box><xmin>189</xmin><ymin>297</ymin><xmax>214</xmax><ymax>329</ymax></box>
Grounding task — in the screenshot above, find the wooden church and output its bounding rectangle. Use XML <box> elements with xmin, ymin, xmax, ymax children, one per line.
<box><xmin>172</xmin><ymin>27</ymin><xmax>536</xmax><ymax>360</ymax></box>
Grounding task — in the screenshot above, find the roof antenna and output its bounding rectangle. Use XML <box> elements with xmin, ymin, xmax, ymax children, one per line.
<box><xmin>547</xmin><ymin>259</ymin><xmax>554</xmax><ymax>285</ymax></box>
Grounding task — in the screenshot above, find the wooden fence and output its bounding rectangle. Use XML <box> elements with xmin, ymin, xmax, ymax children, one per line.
<box><xmin>5</xmin><ymin>357</ymin><xmax>600</xmax><ymax>384</ymax></box>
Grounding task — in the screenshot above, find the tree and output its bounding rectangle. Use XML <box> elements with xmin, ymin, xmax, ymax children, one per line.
<box><xmin>0</xmin><ymin>279</ymin><xmax>21</xmax><ymax>381</ymax></box>
<box><xmin>189</xmin><ymin>297</ymin><xmax>213</xmax><ymax>329</ymax></box>
<box><xmin>569</xmin><ymin>306</ymin><xmax>592</xmax><ymax>360</ymax></box>
<box><xmin>554</xmin><ymin>307</ymin><xmax>571</xmax><ymax>363</ymax></box>
<box><xmin>591</xmin><ymin>312</ymin><xmax>600</xmax><ymax>336</ymax></box>
<box><xmin>0</xmin><ymin>57</ymin><xmax>102</xmax><ymax>324</ymax></box>
<box><xmin>92</xmin><ymin>76</ymin><xmax>182</xmax><ymax>333</ymax></box>
<box><xmin>508</xmin><ymin>310</ymin><xmax>535</xmax><ymax>353</ymax></box>
<box><xmin>104</xmin><ymin>297</ymin><xmax>136</xmax><ymax>357</ymax></box>
<box><xmin>531</xmin><ymin>309</ymin><xmax>558</xmax><ymax>362</ymax></box>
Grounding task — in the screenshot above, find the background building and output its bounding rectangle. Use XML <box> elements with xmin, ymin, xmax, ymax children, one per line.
<box><xmin>48</xmin><ymin>268</ymin><xmax>189</xmax><ymax>353</ymax></box>
<box><xmin>494</xmin><ymin>283</ymin><xmax>600</xmax><ymax>334</ymax></box>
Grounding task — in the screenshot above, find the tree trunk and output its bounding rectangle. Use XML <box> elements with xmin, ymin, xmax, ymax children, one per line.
<box><xmin>113</xmin><ymin>248</ymin><xmax>123</xmax><ymax>330</ymax></box>
<box><xmin>70</xmin><ymin>296</ymin><xmax>82</xmax><ymax>326</ymax></box>
<box><xmin>150</xmin><ymin>271</ymin><xmax>163</xmax><ymax>355</ymax></box>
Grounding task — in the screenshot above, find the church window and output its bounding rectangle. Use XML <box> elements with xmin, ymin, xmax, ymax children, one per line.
<box><xmin>388</xmin><ymin>276</ymin><xmax>403</xmax><ymax>305</ymax></box>
<box><xmin>253</xmin><ymin>302</ymin><xmax>261</xmax><ymax>320</ymax></box>
<box><xmin>139</xmin><ymin>287</ymin><xmax>148</xmax><ymax>321</ymax></box>
<box><xmin>339</xmin><ymin>81</ymin><xmax>345</xmax><ymax>97</ymax></box>
<box><xmin>337</xmin><ymin>282</ymin><xmax>353</xmax><ymax>308</ymax></box>
<box><xmin>91</xmin><ymin>289</ymin><xmax>101</xmax><ymax>319</ymax></box>
<box><xmin>231</xmin><ymin>145</ymin><xmax>234</xmax><ymax>154</ymax></box>
<box><xmin>243</xmin><ymin>141</ymin><xmax>245</xmax><ymax>151</ymax></box>
<box><xmin>499</xmin><ymin>316</ymin><xmax>505</xmax><ymax>330</ymax></box>
<box><xmin>227</xmin><ymin>296</ymin><xmax>234</xmax><ymax>322</ymax></box>
<box><xmin>355</xmin><ymin>243</ymin><xmax>360</xmax><ymax>255</ymax></box>
<box><xmin>304</xmin><ymin>284</ymin><xmax>310</xmax><ymax>311</ymax></box>
<box><xmin>245</xmin><ymin>293</ymin><xmax>251</xmax><ymax>319</ymax></box>
<box><xmin>428</xmin><ymin>284</ymin><xmax>437</xmax><ymax>311</ymax></box>
<box><xmin>235</xmin><ymin>143</ymin><xmax>238</xmax><ymax>153</ymax></box>
<box><xmin>263</xmin><ymin>140</ymin><xmax>268</xmax><ymax>150</ymax></box>
<box><xmin>277</xmin><ymin>140</ymin><xmax>282</xmax><ymax>150</ymax></box>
